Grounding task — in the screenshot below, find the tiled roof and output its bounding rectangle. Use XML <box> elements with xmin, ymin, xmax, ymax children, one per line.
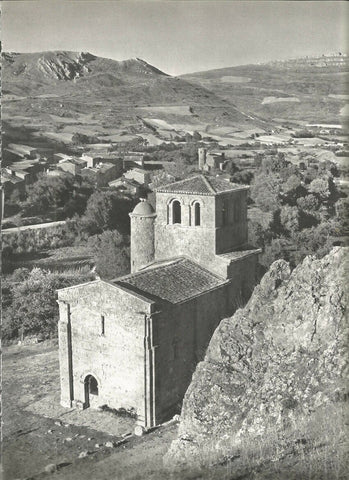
<box><xmin>155</xmin><ymin>174</ymin><xmax>248</xmax><ymax>196</ymax></box>
<box><xmin>114</xmin><ymin>258</ymin><xmax>226</xmax><ymax>304</ymax></box>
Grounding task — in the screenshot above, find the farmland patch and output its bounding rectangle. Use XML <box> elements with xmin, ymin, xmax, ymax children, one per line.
<box><xmin>221</xmin><ymin>76</ymin><xmax>251</xmax><ymax>83</ymax></box>
<box><xmin>262</xmin><ymin>96</ymin><xmax>300</xmax><ymax>105</ymax></box>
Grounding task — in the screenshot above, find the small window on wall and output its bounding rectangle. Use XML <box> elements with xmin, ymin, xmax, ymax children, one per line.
<box><xmin>101</xmin><ymin>315</ymin><xmax>105</xmax><ymax>336</ymax></box>
<box><xmin>172</xmin><ymin>339</ymin><xmax>178</xmax><ymax>360</ymax></box>
<box><xmin>172</xmin><ymin>200</ymin><xmax>181</xmax><ymax>224</ymax></box>
<box><xmin>222</xmin><ymin>205</ymin><xmax>228</xmax><ymax>226</ymax></box>
<box><xmin>234</xmin><ymin>199</ymin><xmax>241</xmax><ymax>222</ymax></box>
<box><xmin>194</xmin><ymin>202</ymin><xmax>201</xmax><ymax>226</ymax></box>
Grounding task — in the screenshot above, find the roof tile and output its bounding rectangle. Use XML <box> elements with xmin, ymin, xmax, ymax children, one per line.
<box><xmin>114</xmin><ymin>258</ymin><xmax>226</xmax><ymax>304</ymax></box>
<box><xmin>155</xmin><ymin>174</ymin><xmax>248</xmax><ymax>195</ymax></box>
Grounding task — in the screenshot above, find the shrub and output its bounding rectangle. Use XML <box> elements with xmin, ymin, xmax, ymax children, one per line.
<box><xmin>88</xmin><ymin>230</ymin><xmax>130</xmax><ymax>279</ymax></box>
<box><xmin>2</xmin><ymin>268</ymin><xmax>95</xmax><ymax>342</ymax></box>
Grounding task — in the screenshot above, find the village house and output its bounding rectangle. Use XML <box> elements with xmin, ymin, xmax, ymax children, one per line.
<box><xmin>198</xmin><ymin>148</ymin><xmax>226</xmax><ymax>171</ymax></box>
<box><xmin>57</xmin><ymin>174</ymin><xmax>260</xmax><ymax>430</ymax></box>
<box><xmin>81</xmin><ymin>161</ymin><xmax>123</xmax><ymax>187</ymax></box>
<box><xmin>1</xmin><ymin>171</ymin><xmax>26</xmax><ymax>199</ymax></box>
<box><xmin>58</xmin><ymin>157</ymin><xmax>88</xmax><ymax>176</ymax></box>
<box><xmin>53</xmin><ymin>153</ymin><xmax>74</xmax><ymax>164</ymax></box>
<box><xmin>123</xmin><ymin>152</ymin><xmax>145</xmax><ymax>169</ymax></box>
<box><xmin>108</xmin><ymin>177</ymin><xmax>142</xmax><ymax>196</ymax></box>
<box><xmin>81</xmin><ymin>153</ymin><xmax>102</xmax><ymax>168</ymax></box>
<box><xmin>6</xmin><ymin>143</ymin><xmax>39</xmax><ymax>159</ymax></box>
<box><xmin>124</xmin><ymin>168</ymin><xmax>151</xmax><ymax>187</ymax></box>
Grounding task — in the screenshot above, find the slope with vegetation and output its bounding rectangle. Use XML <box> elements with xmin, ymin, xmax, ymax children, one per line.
<box><xmin>182</xmin><ymin>55</ymin><xmax>349</xmax><ymax>124</ymax></box>
<box><xmin>2</xmin><ymin>51</ymin><xmax>253</xmax><ymax>133</ymax></box>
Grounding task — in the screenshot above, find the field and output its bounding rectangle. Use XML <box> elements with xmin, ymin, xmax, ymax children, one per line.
<box><xmin>4</xmin><ymin>245</ymin><xmax>95</xmax><ymax>274</ymax></box>
<box><xmin>182</xmin><ymin>57</ymin><xmax>349</xmax><ymax>124</ymax></box>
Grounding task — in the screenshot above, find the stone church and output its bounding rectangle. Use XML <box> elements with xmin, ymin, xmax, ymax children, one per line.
<box><xmin>57</xmin><ymin>174</ymin><xmax>260</xmax><ymax>429</ymax></box>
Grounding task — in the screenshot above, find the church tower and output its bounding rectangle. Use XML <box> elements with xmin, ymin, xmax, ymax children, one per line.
<box><xmin>153</xmin><ymin>175</ymin><xmax>249</xmax><ymax>272</ymax></box>
<box><xmin>129</xmin><ymin>199</ymin><xmax>156</xmax><ymax>273</ymax></box>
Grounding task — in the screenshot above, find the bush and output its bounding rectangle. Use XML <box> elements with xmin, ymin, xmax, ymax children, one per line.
<box><xmin>81</xmin><ymin>190</ymin><xmax>134</xmax><ymax>235</ymax></box>
<box><xmin>88</xmin><ymin>230</ymin><xmax>130</xmax><ymax>279</ymax></box>
<box><xmin>2</xmin><ymin>268</ymin><xmax>95</xmax><ymax>342</ymax></box>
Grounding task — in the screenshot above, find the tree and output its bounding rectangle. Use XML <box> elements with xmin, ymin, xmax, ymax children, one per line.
<box><xmin>308</xmin><ymin>178</ymin><xmax>330</xmax><ymax>199</ymax></box>
<box><xmin>260</xmin><ymin>155</ymin><xmax>288</xmax><ymax>174</ymax></box>
<box><xmin>224</xmin><ymin>160</ymin><xmax>239</xmax><ymax>176</ymax></box>
<box><xmin>25</xmin><ymin>175</ymin><xmax>75</xmax><ymax>214</ymax></box>
<box><xmin>2</xmin><ymin>268</ymin><xmax>94</xmax><ymax>341</ymax></box>
<box><xmin>250</xmin><ymin>172</ymin><xmax>281</xmax><ymax>212</ymax></box>
<box><xmin>88</xmin><ymin>230</ymin><xmax>130</xmax><ymax>279</ymax></box>
<box><xmin>82</xmin><ymin>191</ymin><xmax>134</xmax><ymax>234</ymax></box>
<box><xmin>297</xmin><ymin>194</ymin><xmax>319</xmax><ymax>213</ymax></box>
<box><xmin>192</xmin><ymin>131</ymin><xmax>202</xmax><ymax>141</ymax></box>
<box><xmin>281</xmin><ymin>174</ymin><xmax>308</xmax><ymax>205</ymax></box>
<box><xmin>280</xmin><ymin>205</ymin><xmax>300</xmax><ymax>235</ymax></box>
<box><xmin>231</xmin><ymin>170</ymin><xmax>254</xmax><ymax>185</ymax></box>
<box><xmin>259</xmin><ymin>238</ymin><xmax>287</xmax><ymax>270</ymax></box>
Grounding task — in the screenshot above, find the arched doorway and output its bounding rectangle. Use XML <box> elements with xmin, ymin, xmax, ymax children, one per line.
<box><xmin>84</xmin><ymin>374</ymin><xmax>98</xmax><ymax>408</ymax></box>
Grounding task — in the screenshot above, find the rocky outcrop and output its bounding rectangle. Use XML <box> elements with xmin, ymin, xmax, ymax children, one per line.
<box><xmin>36</xmin><ymin>51</ymin><xmax>95</xmax><ymax>80</ymax></box>
<box><xmin>166</xmin><ymin>247</ymin><xmax>348</xmax><ymax>468</ymax></box>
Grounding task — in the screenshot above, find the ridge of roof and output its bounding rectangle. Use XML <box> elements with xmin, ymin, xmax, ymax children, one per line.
<box><xmin>155</xmin><ymin>174</ymin><xmax>248</xmax><ymax>195</ymax></box>
<box><xmin>113</xmin><ymin>257</ymin><xmax>227</xmax><ymax>304</ymax></box>
<box><xmin>202</xmin><ymin>175</ymin><xmax>216</xmax><ymax>194</ymax></box>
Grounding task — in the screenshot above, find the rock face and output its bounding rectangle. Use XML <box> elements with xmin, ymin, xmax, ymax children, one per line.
<box><xmin>166</xmin><ymin>247</ymin><xmax>348</xmax><ymax>467</ymax></box>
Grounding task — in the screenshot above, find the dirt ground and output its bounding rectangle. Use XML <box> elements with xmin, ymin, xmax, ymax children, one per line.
<box><xmin>2</xmin><ymin>341</ymin><xmax>178</xmax><ymax>480</ymax></box>
<box><xmin>4</xmin><ymin>341</ymin><xmax>347</xmax><ymax>480</ymax></box>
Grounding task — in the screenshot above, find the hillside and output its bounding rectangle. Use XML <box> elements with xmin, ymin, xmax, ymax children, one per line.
<box><xmin>166</xmin><ymin>247</ymin><xmax>348</xmax><ymax>479</ymax></box>
<box><xmin>2</xmin><ymin>51</ymin><xmax>254</xmax><ymax>135</ymax></box>
<box><xmin>182</xmin><ymin>55</ymin><xmax>349</xmax><ymax>124</ymax></box>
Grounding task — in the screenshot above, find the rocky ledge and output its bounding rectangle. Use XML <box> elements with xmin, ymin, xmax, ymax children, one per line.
<box><xmin>166</xmin><ymin>247</ymin><xmax>348</xmax><ymax>472</ymax></box>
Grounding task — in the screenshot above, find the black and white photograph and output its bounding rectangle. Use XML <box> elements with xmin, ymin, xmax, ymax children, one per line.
<box><xmin>1</xmin><ymin>1</ymin><xmax>348</xmax><ymax>479</ymax></box>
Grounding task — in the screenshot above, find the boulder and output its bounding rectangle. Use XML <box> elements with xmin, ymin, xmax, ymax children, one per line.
<box><xmin>44</xmin><ymin>464</ymin><xmax>57</xmax><ymax>473</ymax></box>
<box><xmin>166</xmin><ymin>248</ymin><xmax>348</xmax><ymax>471</ymax></box>
<box><xmin>78</xmin><ymin>451</ymin><xmax>90</xmax><ymax>458</ymax></box>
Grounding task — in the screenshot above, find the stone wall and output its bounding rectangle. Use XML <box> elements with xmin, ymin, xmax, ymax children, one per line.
<box><xmin>154</xmin><ymin>192</ymin><xmax>217</xmax><ymax>266</ymax></box>
<box><xmin>154</xmin><ymin>190</ymin><xmax>249</xmax><ymax>267</ymax></box>
<box><xmin>153</xmin><ymin>285</ymin><xmax>229</xmax><ymax>424</ymax></box>
<box><xmin>130</xmin><ymin>214</ymin><xmax>156</xmax><ymax>273</ymax></box>
<box><xmin>214</xmin><ymin>190</ymin><xmax>248</xmax><ymax>253</ymax></box>
<box><xmin>58</xmin><ymin>280</ymin><xmax>153</xmax><ymax>421</ymax></box>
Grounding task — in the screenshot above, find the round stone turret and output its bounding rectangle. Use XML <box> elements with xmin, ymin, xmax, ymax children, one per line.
<box><xmin>129</xmin><ymin>199</ymin><xmax>157</xmax><ymax>273</ymax></box>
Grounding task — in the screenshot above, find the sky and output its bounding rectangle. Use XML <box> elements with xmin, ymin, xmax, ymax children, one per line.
<box><xmin>2</xmin><ymin>1</ymin><xmax>347</xmax><ymax>76</ymax></box>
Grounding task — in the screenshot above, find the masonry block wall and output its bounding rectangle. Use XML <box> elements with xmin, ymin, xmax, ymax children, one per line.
<box><xmin>58</xmin><ymin>281</ymin><xmax>153</xmax><ymax>421</ymax></box>
<box><xmin>215</xmin><ymin>189</ymin><xmax>248</xmax><ymax>253</ymax></box>
<box><xmin>225</xmin><ymin>255</ymin><xmax>260</xmax><ymax>313</ymax></box>
<box><xmin>130</xmin><ymin>214</ymin><xmax>156</xmax><ymax>273</ymax></box>
<box><xmin>154</xmin><ymin>189</ymin><xmax>249</xmax><ymax>269</ymax></box>
<box><xmin>155</xmin><ymin>192</ymin><xmax>217</xmax><ymax>265</ymax></box>
<box><xmin>152</xmin><ymin>286</ymin><xmax>229</xmax><ymax>424</ymax></box>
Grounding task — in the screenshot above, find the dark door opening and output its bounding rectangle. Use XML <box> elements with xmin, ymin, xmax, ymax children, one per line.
<box><xmin>84</xmin><ymin>374</ymin><xmax>98</xmax><ymax>408</ymax></box>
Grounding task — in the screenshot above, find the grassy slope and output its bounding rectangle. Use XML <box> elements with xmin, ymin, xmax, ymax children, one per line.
<box><xmin>181</xmin><ymin>60</ymin><xmax>349</xmax><ymax>124</ymax></box>
<box><xmin>2</xmin><ymin>51</ymin><xmax>253</xmax><ymax>131</ymax></box>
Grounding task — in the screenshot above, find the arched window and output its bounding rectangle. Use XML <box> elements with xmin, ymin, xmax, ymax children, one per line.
<box><xmin>194</xmin><ymin>202</ymin><xmax>201</xmax><ymax>226</ymax></box>
<box><xmin>172</xmin><ymin>200</ymin><xmax>181</xmax><ymax>224</ymax></box>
